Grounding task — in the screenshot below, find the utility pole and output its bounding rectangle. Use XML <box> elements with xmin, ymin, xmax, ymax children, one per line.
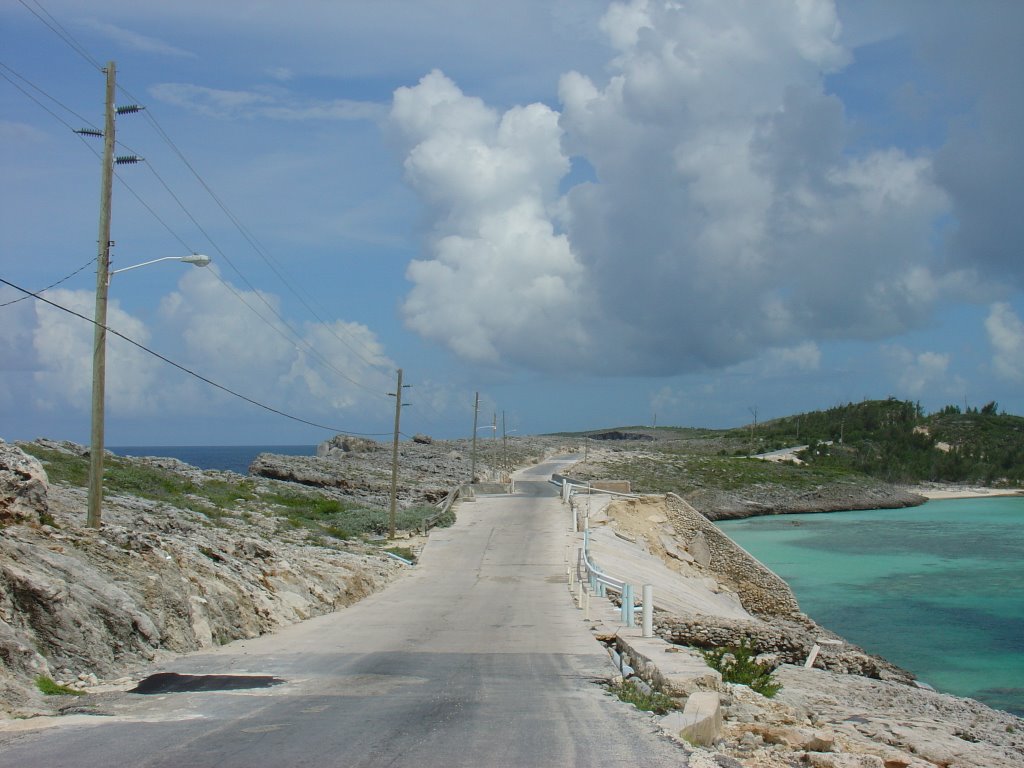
<box><xmin>748</xmin><ymin>405</ymin><xmax>758</xmax><ymax>458</ymax></box>
<box><xmin>501</xmin><ymin>411</ymin><xmax>507</xmax><ymax>478</ymax></box>
<box><xmin>470</xmin><ymin>391</ymin><xmax>479</xmax><ymax>483</ymax></box>
<box><xmin>86</xmin><ymin>62</ymin><xmax>117</xmax><ymax>530</ymax></box>
<box><xmin>388</xmin><ymin>368</ymin><xmax>409</xmax><ymax>540</ymax></box>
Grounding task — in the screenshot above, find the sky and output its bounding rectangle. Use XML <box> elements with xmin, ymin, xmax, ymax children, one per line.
<box><xmin>1</xmin><ymin>0</ymin><xmax>1023</xmax><ymax>446</ymax></box>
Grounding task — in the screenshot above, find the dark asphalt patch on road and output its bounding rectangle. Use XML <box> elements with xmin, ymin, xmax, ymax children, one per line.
<box><xmin>130</xmin><ymin>672</ymin><xmax>285</xmax><ymax>694</ymax></box>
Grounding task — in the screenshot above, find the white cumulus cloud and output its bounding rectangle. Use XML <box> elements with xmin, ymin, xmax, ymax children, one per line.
<box><xmin>391</xmin><ymin>70</ymin><xmax>587</xmax><ymax>369</ymax></box>
<box><xmin>884</xmin><ymin>345</ymin><xmax>951</xmax><ymax>396</ymax></box>
<box><xmin>986</xmin><ymin>303</ymin><xmax>1024</xmax><ymax>381</ymax></box>
<box><xmin>31</xmin><ymin>289</ymin><xmax>160</xmax><ymax>414</ymax></box>
<box><xmin>4</xmin><ymin>270</ymin><xmax>396</xmax><ymax>428</ymax></box>
<box><xmin>391</xmin><ymin>0</ymin><xmax>955</xmax><ymax>376</ymax></box>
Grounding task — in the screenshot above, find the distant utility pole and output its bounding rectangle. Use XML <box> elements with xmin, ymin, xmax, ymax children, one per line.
<box><xmin>387</xmin><ymin>368</ymin><xmax>409</xmax><ymax>539</ymax></box>
<box><xmin>748</xmin><ymin>405</ymin><xmax>758</xmax><ymax>458</ymax></box>
<box><xmin>501</xmin><ymin>411</ymin><xmax>508</xmax><ymax>477</ymax></box>
<box><xmin>470</xmin><ymin>392</ymin><xmax>480</xmax><ymax>483</ymax></box>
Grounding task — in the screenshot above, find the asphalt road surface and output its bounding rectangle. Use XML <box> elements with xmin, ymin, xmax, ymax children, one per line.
<box><xmin>0</xmin><ymin>457</ymin><xmax>688</xmax><ymax>767</ymax></box>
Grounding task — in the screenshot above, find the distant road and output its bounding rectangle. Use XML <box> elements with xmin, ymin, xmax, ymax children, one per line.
<box><xmin>0</xmin><ymin>456</ymin><xmax>686</xmax><ymax>768</ymax></box>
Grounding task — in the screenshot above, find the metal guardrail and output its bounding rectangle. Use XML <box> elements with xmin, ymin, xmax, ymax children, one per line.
<box><xmin>581</xmin><ymin>528</ymin><xmax>625</xmax><ymax>592</ymax></box>
<box><xmin>561</xmin><ymin>476</ymin><xmax>653</xmax><ymax>635</ymax></box>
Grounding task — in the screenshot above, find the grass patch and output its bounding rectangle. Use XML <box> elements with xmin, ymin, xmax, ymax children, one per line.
<box><xmin>18</xmin><ymin>445</ymin><xmax>89</xmax><ymax>486</ymax></box>
<box><xmin>610</xmin><ymin>679</ymin><xmax>678</xmax><ymax>714</ymax></box>
<box><xmin>701</xmin><ymin>639</ymin><xmax>781</xmax><ymax>698</ymax></box>
<box><xmin>266</xmin><ymin>491</ymin><xmax>449</xmax><ymax>539</ymax></box>
<box><xmin>18</xmin><ymin>445</ymin><xmax>255</xmax><ymax>519</ymax></box>
<box><xmin>35</xmin><ymin>676</ymin><xmax>85</xmax><ymax>696</ymax></box>
<box><xmin>18</xmin><ymin>444</ymin><xmax>458</xmax><ymax>539</ymax></box>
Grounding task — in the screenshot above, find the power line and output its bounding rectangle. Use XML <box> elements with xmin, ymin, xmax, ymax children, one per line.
<box><xmin>2</xmin><ymin>59</ymin><xmax>390</xmax><ymax>400</ymax></box>
<box><xmin>11</xmin><ymin>5</ymin><xmax>396</xmax><ymax>399</ymax></box>
<box><xmin>16</xmin><ymin>0</ymin><xmax>103</xmax><ymax>72</ymax></box>
<box><xmin>0</xmin><ymin>277</ymin><xmax>392</xmax><ymax>437</ymax></box>
<box><xmin>0</xmin><ymin>62</ymin><xmax>95</xmax><ymax>133</ymax></box>
<box><xmin>0</xmin><ymin>257</ymin><xmax>97</xmax><ymax>307</ymax></box>
<box><xmin>117</xmin><ymin>84</ymin><xmax>392</xmax><ymax>375</ymax></box>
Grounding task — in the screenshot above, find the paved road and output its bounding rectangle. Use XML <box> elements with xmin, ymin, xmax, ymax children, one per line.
<box><xmin>0</xmin><ymin>457</ymin><xmax>687</xmax><ymax>767</ymax></box>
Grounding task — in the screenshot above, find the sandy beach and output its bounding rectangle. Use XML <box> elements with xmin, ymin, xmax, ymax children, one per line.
<box><xmin>912</xmin><ymin>484</ymin><xmax>1024</xmax><ymax>500</ymax></box>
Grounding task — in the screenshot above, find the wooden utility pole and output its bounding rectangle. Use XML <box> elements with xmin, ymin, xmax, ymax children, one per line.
<box><xmin>87</xmin><ymin>62</ymin><xmax>117</xmax><ymax>529</ymax></box>
<box><xmin>748</xmin><ymin>405</ymin><xmax>758</xmax><ymax>458</ymax></box>
<box><xmin>470</xmin><ymin>392</ymin><xmax>479</xmax><ymax>483</ymax></box>
<box><xmin>388</xmin><ymin>368</ymin><xmax>405</xmax><ymax>540</ymax></box>
<box><xmin>501</xmin><ymin>410</ymin><xmax>507</xmax><ymax>478</ymax></box>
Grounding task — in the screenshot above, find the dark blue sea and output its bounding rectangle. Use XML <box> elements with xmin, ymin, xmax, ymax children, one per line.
<box><xmin>108</xmin><ymin>445</ymin><xmax>315</xmax><ymax>475</ymax></box>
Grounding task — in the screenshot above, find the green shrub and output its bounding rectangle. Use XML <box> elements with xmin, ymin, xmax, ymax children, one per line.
<box><xmin>702</xmin><ymin>639</ymin><xmax>781</xmax><ymax>698</ymax></box>
<box><xmin>36</xmin><ymin>676</ymin><xmax>84</xmax><ymax>696</ymax></box>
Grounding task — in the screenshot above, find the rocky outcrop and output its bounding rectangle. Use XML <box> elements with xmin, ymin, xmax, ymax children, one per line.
<box><xmin>686</xmin><ymin>483</ymin><xmax>926</xmax><ymax>522</ymax></box>
<box><xmin>0</xmin><ymin>442</ymin><xmax>402</xmax><ymax>718</ymax></box>
<box><xmin>0</xmin><ymin>440</ymin><xmax>48</xmax><ymax>527</ymax></box>
<box><xmin>251</xmin><ymin>438</ymin><xmax>503</xmax><ymax>507</ymax></box>
<box><xmin>316</xmin><ymin>435</ymin><xmax>382</xmax><ymax>457</ymax></box>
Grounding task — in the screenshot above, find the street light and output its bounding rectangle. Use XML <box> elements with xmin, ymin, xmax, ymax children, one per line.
<box><xmin>108</xmin><ymin>253</ymin><xmax>211</xmax><ymax>280</ymax></box>
<box><xmin>87</xmin><ymin>253</ymin><xmax>211</xmax><ymax>528</ymax></box>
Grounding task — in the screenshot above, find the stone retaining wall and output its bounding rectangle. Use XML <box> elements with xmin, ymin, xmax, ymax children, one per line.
<box><xmin>663</xmin><ymin>493</ymin><xmax>800</xmax><ymax>617</ymax></box>
<box><xmin>656</xmin><ymin>613</ymin><xmax>915</xmax><ymax>682</ymax></box>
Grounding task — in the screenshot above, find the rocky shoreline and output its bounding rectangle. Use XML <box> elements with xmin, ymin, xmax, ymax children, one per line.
<box><xmin>579</xmin><ymin>491</ymin><xmax>1024</xmax><ymax>767</ymax></box>
<box><xmin>562</xmin><ymin>444</ymin><xmax>929</xmax><ymax>521</ymax></box>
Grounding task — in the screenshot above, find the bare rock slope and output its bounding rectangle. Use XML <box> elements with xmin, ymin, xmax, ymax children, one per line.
<box><xmin>0</xmin><ymin>440</ymin><xmax>402</xmax><ymax>717</ymax></box>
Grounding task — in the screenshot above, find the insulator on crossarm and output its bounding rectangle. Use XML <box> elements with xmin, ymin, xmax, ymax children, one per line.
<box><xmin>115</xmin><ymin>155</ymin><xmax>143</xmax><ymax>165</ymax></box>
<box><xmin>75</xmin><ymin>128</ymin><xmax>103</xmax><ymax>137</ymax></box>
<box><xmin>116</xmin><ymin>104</ymin><xmax>145</xmax><ymax>115</ymax></box>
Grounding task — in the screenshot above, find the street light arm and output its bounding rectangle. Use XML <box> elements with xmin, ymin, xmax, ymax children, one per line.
<box><xmin>109</xmin><ymin>253</ymin><xmax>211</xmax><ymax>278</ymax></box>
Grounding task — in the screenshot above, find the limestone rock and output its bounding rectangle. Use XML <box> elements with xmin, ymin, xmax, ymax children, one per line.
<box><xmin>678</xmin><ymin>691</ymin><xmax>723</xmax><ymax>746</ymax></box>
<box><xmin>0</xmin><ymin>440</ymin><xmax>49</xmax><ymax>526</ymax></box>
<box><xmin>687</xmin><ymin>530</ymin><xmax>712</xmax><ymax>568</ymax></box>
<box><xmin>316</xmin><ymin>435</ymin><xmax>382</xmax><ymax>457</ymax></box>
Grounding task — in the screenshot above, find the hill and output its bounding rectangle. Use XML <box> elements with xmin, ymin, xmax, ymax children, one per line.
<box><xmin>748</xmin><ymin>399</ymin><xmax>1024</xmax><ymax>486</ymax></box>
<box><xmin>555</xmin><ymin>400</ymin><xmax>1023</xmax><ymax>518</ymax></box>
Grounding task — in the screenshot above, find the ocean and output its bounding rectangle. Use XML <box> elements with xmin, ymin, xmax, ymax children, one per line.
<box><xmin>717</xmin><ymin>497</ymin><xmax>1024</xmax><ymax>717</ymax></box>
<box><xmin>108</xmin><ymin>445</ymin><xmax>315</xmax><ymax>475</ymax></box>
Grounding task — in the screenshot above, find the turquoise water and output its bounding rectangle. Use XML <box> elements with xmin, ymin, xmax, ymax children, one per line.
<box><xmin>717</xmin><ymin>497</ymin><xmax>1024</xmax><ymax>716</ymax></box>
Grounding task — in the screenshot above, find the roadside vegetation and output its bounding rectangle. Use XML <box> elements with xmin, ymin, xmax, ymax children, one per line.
<box><xmin>18</xmin><ymin>443</ymin><xmax>451</xmax><ymax>540</ymax></box>
<box><xmin>35</xmin><ymin>676</ymin><xmax>84</xmax><ymax>696</ymax></box>
<box><xmin>702</xmin><ymin>640</ymin><xmax>781</xmax><ymax>698</ymax></box>
<box><xmin>609</xmin><ymin>679</ymin><xmax>678</xmax><ymax>714</ymax></box>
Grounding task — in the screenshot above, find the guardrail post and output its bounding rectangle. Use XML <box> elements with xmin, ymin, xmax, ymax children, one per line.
<box><xmin>625</xmin><ymin>584</ymin><xmax>635</xmax><ymax>627</ymax></box>
<box><xmin>642</xmin><ymin>584</ymin><xmax>653</xmax><ymax>638</ymax></box>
